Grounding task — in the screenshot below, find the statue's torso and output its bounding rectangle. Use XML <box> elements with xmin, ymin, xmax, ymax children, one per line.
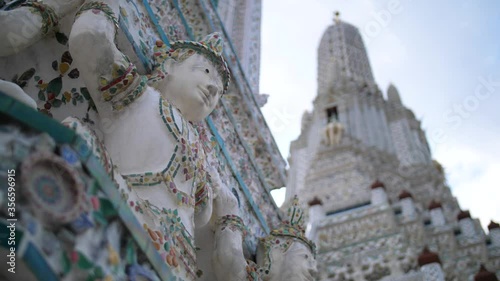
<box><xmin>102</xmin><ymin>86</ymin><xmax>208</xmax><ymax>279</ymax></box>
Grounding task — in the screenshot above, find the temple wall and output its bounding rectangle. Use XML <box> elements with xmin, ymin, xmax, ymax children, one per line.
<box><xmin>0</xmin><ymin>1</ymin><xmax>286</xmax><ymax>280</ymax></box>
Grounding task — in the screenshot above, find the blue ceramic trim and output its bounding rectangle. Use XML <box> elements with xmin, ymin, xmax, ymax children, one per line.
<box><xmin>142</xmin><ymin>0</ymin><xmax>171</xmax><ymax>47</ymax></box>
<box><xmin>206</xmin><ymin>116</ymin><xmax>270</xmax><ymax>233</ymax></box>
<box><xmin>2</xmin><ymin>97</ymin><xmax>76</xmax><ymax>143</ymax></box>
<box><xmin>200</xmin><ymin>0</ymin><xmax>287</xmax><ymax>186</ymax></box>
<box><xmin>23</xmin><ymin>243</ymin><xmax>59</xmax><ymax>281</ymax></box>
<box><xmin>218</xmin><ymin>98</ymin><xmax>280</xmax><ymax>212</ymax></box>
<box><xmin>196</xmin><ymin>0</ymin><xmax>282</xmax><ymax>204</ymax></box>
<box><xmin>171</xmin><ymin>0</ymin><xmax>195</xmax><ymax>40</ymax></box>
<box><xmin>119</xmin><ymin>18</ymin><xmax>153</xmax><ymax>72</ymax></box>
<box><xmin>219</xmin><ymin>98</ymin><xmax>280</xmax><ymax>208</ymax></box>
<box><xmin>169</xmin><ymin>0</ymin><xmax>273</xmax><ymax>232</ymax></box>
<box><xmin>126</xmin><ymin>0</ymin><xmax>142</xmax><ymax>15</ymax></box>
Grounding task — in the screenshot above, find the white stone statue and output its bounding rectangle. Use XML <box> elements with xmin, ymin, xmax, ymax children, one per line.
<box><xmin>323</xmin><ymin>117</ymin><xmax>344</xmax><ymax>146</ymax></box>
<box><xmin>68</xmin><ymin>1</ymin><xmax>230</xmax><ymax>279</ymax></box>
<box><xmin>212</xmin><ymin>188</ymin><xmax>317</xmax><ymax>281</ymax></box>
<box><xmin>0</xmin><ymin>0</ymin><xmax>84</xmax><ymax>57</ymax></box>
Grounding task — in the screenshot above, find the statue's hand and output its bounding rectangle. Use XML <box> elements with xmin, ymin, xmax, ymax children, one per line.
<box><xmin>207</xmin><ymin>164</ymin><xmax>223</xmax><ymax>199</ymax></box>
<box><xmin>213</xmin><ymin>184</ymin><xmax>239</xmax><ymax>218</ymax></box>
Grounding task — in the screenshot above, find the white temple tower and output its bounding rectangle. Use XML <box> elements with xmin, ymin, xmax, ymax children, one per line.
<box><xmin>287</xmin><ymin>14</ymin><xmax>500</xmax><ymax>281</ymax></box>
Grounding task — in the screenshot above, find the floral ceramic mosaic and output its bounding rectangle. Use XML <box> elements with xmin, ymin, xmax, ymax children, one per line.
<box><xmin>150</xmin><ymin>0</ymin><xmax>187</xmax><ymax>42</ymax></box>
<box><xmin>0</xmin><ymin>122</ymin><xmax>164</xmax><ymax>281</ymax></box>
<box><xmin>0</xmin><ymin>1</ymin><xmax>289</xmax><ymax>279</ymax></box>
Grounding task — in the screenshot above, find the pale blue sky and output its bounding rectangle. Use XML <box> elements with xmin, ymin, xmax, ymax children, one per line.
<box><xmin>260</xmin><ymin>0</ymin><xmax>500</xmax><ymax>229</ymax></box>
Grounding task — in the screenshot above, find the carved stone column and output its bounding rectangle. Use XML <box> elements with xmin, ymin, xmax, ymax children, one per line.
<box><xmin>370</xmin><ymin>180</ymin><xmax>388</xmax><ymax>205</ymax></box>
<box><xmin>429</xmin><ymin>200</ymin><xmax>446</xmax><ymax>227</ymax></box>
<box><xmin>457</xmin><ymin>210</ymin><xmax>477</xmax><ymax>238</ymax></box>
<box><xmin>488</xmin><ymin>221</ymin><xmax>500</xmax><ymax>246</ymax></box>
<box><xmin>418</xmin><ymin>247</ymin><xmax>445</xmax><ymax>281</ymax></box>
<box><xmin>399</xmin><ymin>190</ymin><xmax>416</xmax><ymax>220</ymax></box>
<box><xmin>306</xmin><ymin>197</ymin><xmax>325</xmax><ymax>241</ymax></box>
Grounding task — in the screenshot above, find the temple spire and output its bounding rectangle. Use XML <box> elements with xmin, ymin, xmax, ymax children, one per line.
<box><xmin>387</xmin><ymin>83</ymin><xmax>402</xmax><ymax>104</ymax></box>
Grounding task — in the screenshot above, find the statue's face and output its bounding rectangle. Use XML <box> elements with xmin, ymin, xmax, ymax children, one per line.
<box><xmin>258</xmin><ymin>241</ymin><xmax>317</xmax><ymax>281</ymax></box>
<box><xmin>162</xmin><ymin>53</ymin><xmax>223</xmax><ymax>122</ymax></box>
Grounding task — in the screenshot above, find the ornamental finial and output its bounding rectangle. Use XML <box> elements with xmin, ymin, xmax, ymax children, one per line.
<box><xmin>260</xmin><ymin>195</ymin><xmax>316</xmax><ymax>257</ymax></box>
<box><xmin>285</xmin><ymin>195</ymin><xmax>305</xmax><ymax>228</ymax></box>
<box><xmin>334</xmin><ymin>11</ymin><xmax>341</xmax><ymax>23</ymax></box>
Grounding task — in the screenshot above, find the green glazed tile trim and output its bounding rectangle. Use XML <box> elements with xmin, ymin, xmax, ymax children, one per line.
<box><xmin>0</xmin><ymin>92</ymin><xmax>175</xmax><ymax>280</ymax></box>
<box><xmin>85</xmin><ymin>155</ymin><xmax>110</xmax><ymax>184</ymax></box>
<box><xmin>0</xmin><ymin>95</ymin><xmax>14</xmax><ymax>112</ymax></box>
<box><xmin>0</xmin><ymin>94</ymin><xmax>75</xmax><ymax>144</ymax></box>
<box><xmin>23</xmin><ymin>243</ymin><xmax>59</xmax><ymax>281</ymax></box>
<box><xmin>72</xmin><ymin>136</ymin><xmax>91</xmax><ymax>161</ymax></box>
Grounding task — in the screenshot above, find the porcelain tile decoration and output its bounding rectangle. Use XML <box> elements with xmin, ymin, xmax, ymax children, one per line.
<box><xmin>0</xmin><ymin>0</ymin><xmax>307</xmax><ymax>280</ymax></box>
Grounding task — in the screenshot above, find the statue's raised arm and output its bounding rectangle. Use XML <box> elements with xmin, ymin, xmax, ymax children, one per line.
<box><xmin>0</xmin><ymin>0</ymin><xmax>84</xmax><ymax>57</ymax></box>
<box><xmin>69</xmin><ymin>1</ymin><xmax>132</xmax><ymax>117</ymax></box>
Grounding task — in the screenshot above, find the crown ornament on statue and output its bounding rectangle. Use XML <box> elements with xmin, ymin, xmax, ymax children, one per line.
<box><xmin>260</xmin><ymin>196</ymin><xmax>316</xmax><ymax>258</ymax></box>
<box><xmin>151</xmin><ymin>32</ymin><xmax>231</xmax><ymax>94</ymax></box>
<box><xmin>284</xmin><ymin>195</ymin><xmax>305</xmax><ymax>227</ymax></box>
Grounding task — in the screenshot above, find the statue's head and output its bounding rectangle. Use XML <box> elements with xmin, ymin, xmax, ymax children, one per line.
<box><xmin>256</xmin><ymin>196</ymin><xmax>317</xmax><ymax>281</ymax></box>
<box><xmin>150</xmin><ymin>33</ymin><xmax>230</xmax><ymax>122</ymax></box>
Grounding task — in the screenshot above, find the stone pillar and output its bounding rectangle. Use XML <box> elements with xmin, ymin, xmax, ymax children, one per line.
<box><xmin>488</xmin><ymin>221</ymin><xmax>500</xmax><ymax>246</ymax></box>
<box><xmin>428</xmin><ymin>200</ymin><xmax>445</xmax><ymax>226</ymax></box>
<box><xmin>370</xmin><ymin>180</ymin><xmax>388</xmax><ymax>205</ymax></box>
<box><xmin>457</xmin><ymin>210</ymin><xmax>477</xmax><ymax>238</ymax></box>
<box><xmin>399</xmin><ymin>190</ymin><xmax>416</xmax><ymax>219</ymax></box>
<box><xmin>474</xmin><ymin>264</ymin><xmax>499</xmax><ymax>281</ymax></box>
<box><xmin>418</xmin><ymin>247</ymin><xmax>445</xmax><ymax>281</ymax></box>
<box><xmin>306</xmin><ymin>197</ymin><xmax>325</xmax><ymax>241</ymax></box>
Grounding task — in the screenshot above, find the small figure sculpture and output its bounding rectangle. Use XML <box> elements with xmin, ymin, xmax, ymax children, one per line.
<box><xmin>255</xmin><ymin>196</ymin><xmax>317</xmax><ymax>281</ymax></box>
<box><xmin>68</xmin><ymin>1</ymin><xmax>229</xmax><ymax>279</ymax></box>
<box><xmin>323</xmin><ymin>116</ymin><xmax>344</xmax><ymax>146</ymax></box>
<box><xmin>213</xmin><ymin>185</ymin><xmax>317</xmax><ymax>281</ymax></box>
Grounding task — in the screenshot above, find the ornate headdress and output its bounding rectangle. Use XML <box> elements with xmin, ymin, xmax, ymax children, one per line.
<box><xmin>258</xmin><ymin>196</ymin><xmax>316</xmax><ymax>266</ymax></box>
<box><xmin>151</xmin><ymin>33</ymin><xmax>231</xmax><ymax>95</ymax></box>
<box><xmin>256</xmin><ymin>196</ymin><xmax>316</xmax><ymax>276</ymax></box>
